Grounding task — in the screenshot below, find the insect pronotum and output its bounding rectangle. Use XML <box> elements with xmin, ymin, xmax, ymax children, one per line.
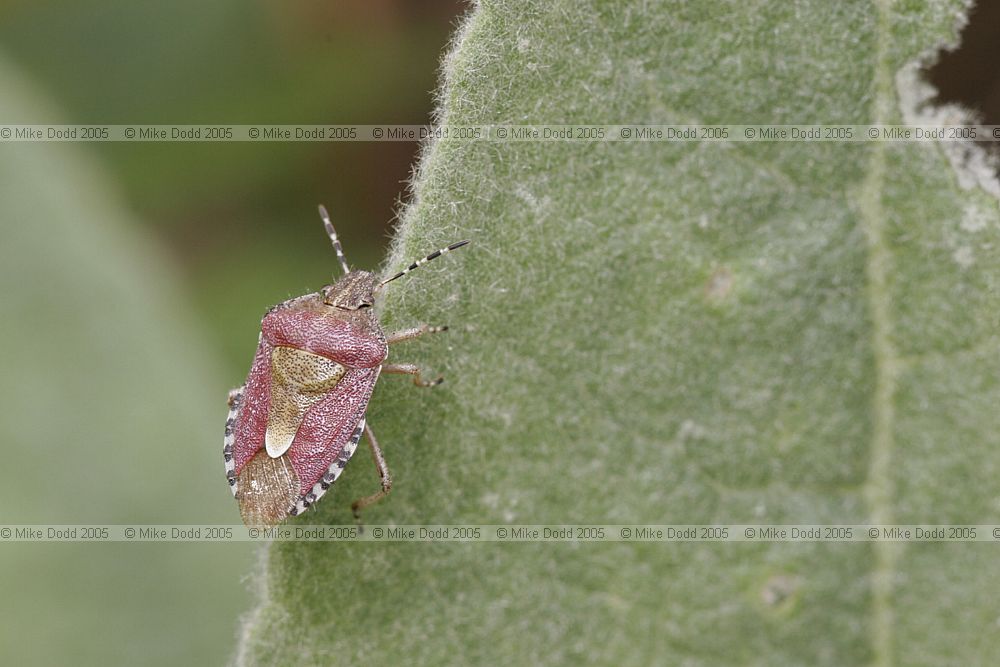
<box><xmin>224</xmin><ymin>205</ymin><xmax>469</xmax><ymax>526</ymax></box>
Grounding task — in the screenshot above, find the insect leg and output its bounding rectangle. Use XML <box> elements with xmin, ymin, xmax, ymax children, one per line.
<box><xmin>386</xmin><ymin>324</ymin><xmax>448</xmax><ymax>345</ymax></box>
<box><xmin>381</xmin><ymin>363</ymin><xmax>443</xmax><ymax>387</ymax></box>
<box><xmin>351</xmin><ymin>422</ymin><xmax>392</xmax><ymax>519</ymax></box>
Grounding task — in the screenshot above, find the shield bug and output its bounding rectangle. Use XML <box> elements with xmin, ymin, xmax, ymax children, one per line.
<box><xmin>224</xmin><ymin>205</ymin><xmax>468</xmax><ymax>526</ymax></box>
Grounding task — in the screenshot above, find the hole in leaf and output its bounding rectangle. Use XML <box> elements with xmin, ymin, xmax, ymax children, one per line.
<box><xmin>925</xmin><ymin>1</ymin><xmax>1000</xmax><ymax>169</ymax></box>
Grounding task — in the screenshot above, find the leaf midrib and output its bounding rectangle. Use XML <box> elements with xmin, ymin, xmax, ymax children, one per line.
<box><xmin>861</xmin><ymin>0</ymin><xmax>899</xmax><ymax>665</ymax></box>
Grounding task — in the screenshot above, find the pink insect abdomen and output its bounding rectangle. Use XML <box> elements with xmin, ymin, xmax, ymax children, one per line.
<box><xmin>232</xmin><ymin>302</ymin><xmax>386</xmax><ymax>492</ymax></box>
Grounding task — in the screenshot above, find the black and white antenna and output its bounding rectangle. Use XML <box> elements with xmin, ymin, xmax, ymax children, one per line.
<box><xmin>318</xmin><ymin>205</ymin><xmax>350</xmax><ymax>275</ymax></box>
<box><xmin>379</xmin><ymin>239</ymin><xmax>471</xmax><ymax>289</ymax></box>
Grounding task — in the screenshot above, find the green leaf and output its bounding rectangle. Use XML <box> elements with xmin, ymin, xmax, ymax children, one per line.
<box><xmin>238</xmin><ymin>1</ymin><xmax>1000</xmax><ymax>664</ymax></box>
<box><xmin>0</xmin><ymin>57</ymin><xmax>254</xmax><ymax>665</ymax></box>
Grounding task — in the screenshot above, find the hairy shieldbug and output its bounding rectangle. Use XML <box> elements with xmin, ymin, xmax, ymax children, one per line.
<box><xmin>224</xmin><ymin>206</ymin><xmax>468</xmax><ymax>526</ymax></box>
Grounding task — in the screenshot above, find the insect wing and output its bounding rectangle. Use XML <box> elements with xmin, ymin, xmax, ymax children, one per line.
<box><xmin>286</xmin><ymin>365</ymin><xmax>380</xmax><ymax>505</ymax></box>
<box><xmin>229</xmin><ymin>336</ymin><xmax>273</xmax><ymax>487</ymax></box>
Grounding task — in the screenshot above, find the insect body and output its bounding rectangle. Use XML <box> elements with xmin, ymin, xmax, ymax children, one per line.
<box><xmin>224</xmin><ymin>206</ymin><xmax>468</xmax><ymax>526</ymax></box>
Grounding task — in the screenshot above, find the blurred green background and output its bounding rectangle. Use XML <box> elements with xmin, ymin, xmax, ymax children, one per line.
<box><xmin>0</xmin><ymin>1</ymin><xmax>462</xmax><ymax>665</ymax></box>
